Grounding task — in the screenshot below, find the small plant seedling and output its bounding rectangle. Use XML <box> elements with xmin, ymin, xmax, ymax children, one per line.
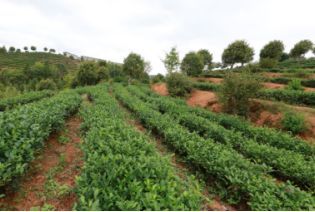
<box><xmin>58</xmin><ymin>135</ymin><xmax>70</xmax><ymax>144</ymax></box>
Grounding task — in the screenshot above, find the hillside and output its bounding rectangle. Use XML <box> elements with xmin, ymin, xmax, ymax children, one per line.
<box><xmin>0</xmin><ymin>52</ymin><xmax>80</xmax><ymax>71</ymax></box>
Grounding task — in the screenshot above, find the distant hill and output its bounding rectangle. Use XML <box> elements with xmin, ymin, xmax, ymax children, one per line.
<box><xmin>0</xmin><ymin>52</ymin><xmax>80</xmax><ymax>71</ymax></box>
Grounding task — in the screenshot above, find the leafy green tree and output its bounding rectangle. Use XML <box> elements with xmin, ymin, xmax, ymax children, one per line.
<box><xmin>166</xmin><ymin>72</ymin><xmax>192</xmax><ymax>97</ymax></box>
<box><xmin>23</xmin><ymin>46</ymin><xmax>28</xmax><ymax>51</ymax></box>
<box><xmin>219</xmin><ymin>70</ymin><xmax>262</xmax><ymax>117</ymax></box>
<box><xmin>123</xmin><ymin>53</ymin><xmax>145</xmax><ymax>79</ymax></box>
<box><xmin>30</xmin><ymin>46</ymin><xmax>36</xmax><ymax>51</ymax></box>
<box><xmin>44</xmin><ymin>47</ymin><xmax>48</xmax><ymax>52</ymax></box>
<box><xmin>76</xmin><ymin>62</ymin><xmax>99</xmax><ymax>86</ymax></box>
<box><xmin>280</xmin><ymin>52</ymin><xmax>290</xmax><ymax>61</ymax></box>
<box><xmin>9</xmin><ymin>46</ymin><xmax>15</xmax><ymax>53</ymax></box>
<box><xmin>260</xmin><ymin>40</ymin><xmax>284</xmax><ymax>60</ymax></box>
<box><xmin>222</xmin><ymin>40</ymin><xmax>254</xmax><ymax>68</ymax></box>
<box><xmin>16</xmin><ymin>48</ymin><xmax>21</xmax><ymax>53</ymax></box>
<box><xmin>98</xmin><ymin>66</ymin><xmax>110</xmax><ymax>81</ymax></box>
<box><xmin>162</xmin><ymin>47</ymin><xmax>180</xmax><ymax>74</ymax></box>
<box><xmin>0</xmin><ymin>46</ymin><xmax>7</xmax><ymax>54</ymax></box>
<box><xmin>197</xmin><ymin>49</ymin><xmax>213</xmax><ymax>71</ymax></box>
<box><xmin>181</xmin><ymin>52</ymin><xmax>203</xmax><ymax>76</ymax></box>
<box><xmin>290</xmin><ymin>40</ymin><xmax>313</xmax><ymax>58</ymax></box>
<box><xmin>151</xmin><ymin>73</ymin><xmax>165</xmax><ymax>83</ymax></box>
<box><xmin>98</xmin><ymin>60</ymin><xmax>107</xmax><ymax>67</ymax></box>
<box><xmin>49</xmin><ymin>49</ymin><xmax>56</xmax><ymax>53</ymax></box>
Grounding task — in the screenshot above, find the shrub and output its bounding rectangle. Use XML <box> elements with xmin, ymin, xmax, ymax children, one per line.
<box><xmin>219</xmin><ymin>70</ymin><xmax>262</xmax><ymax>116</ymax></box>
<box><xmin>259</xmin><ymin>58</ymin><xmax>278</xmax><ymax>68</ymax></box>
<box><xmin>151</xmin><ymin>74</ymin><xmax>165</xmax><ymax>83</ymax></box>
<box><xmin>166</xmin><ymin>73</ymin><xmax>192</xmax><ymax>97</ymax></box>
<box><xmin>97</xmin><ymin>66</ymin><xmax>110</xmax><ymax>82</ymax></box>
<box><xmin>75</xmin><ymin>62</ymin><xmax>99</xmax><ymax>86</ymax></box>
<box><xmin>286</xmin><ymin>79</ymin><xmax>303</xmax><ymax>91</ymax></box>
<box><xmin>36</xmin><ymin>79</ymin><xmax>57</xmax><ymax>90</ymax></box>
<box><xmin>282</xmin><ymin>111</ymin><xmax>306</xmax><ymax>135</ymax></box>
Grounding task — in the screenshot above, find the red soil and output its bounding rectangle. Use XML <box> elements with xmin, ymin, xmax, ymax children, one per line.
<box><xmin>304</xmin><ymin>87</ymin><xmax>315</xmax><ymax>92</ymax></box>
<box><xmin>263</xmin><ymin>72</ymin><xmax>283</xmax><ymax>78</ymax></box>
<box><xmin>263</xmin><ymin>82</ymin><xmax>286</xmax><ymax>89</ymax></box>
<box><xmin>151</xmin><ymin>83</ymin><xmax>168</xmax><ymax>96</ymax></box>
<box><xmin>0</xmin><ymin>116</ymin><xmax>83</xmax><ymax>211</ymax></box>
<box><xmin>195</xmin><ymin>77</ymin><xmax>223</xmax><ymax>84</ymax></box>
<box><xmin>187</xmin><ymin>90</ymin><xmax>217</xmax><ymax>108</ymax></box>
<box><xmin>253</xmin><ymin>111</ymin><xmax>282</xmax><ymax>128</ymax></box>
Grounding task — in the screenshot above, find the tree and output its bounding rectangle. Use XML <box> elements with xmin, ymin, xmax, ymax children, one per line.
<box><xmin>197</xmin><ymin>49</ymin><xmax>213</xmax><ymax>71</ymax></box>
<box><xmin>9</xmin><ymin>46</ymin><xmax>15</xmax><ymax>53</ymax></box>
<box><xmin>44</xmin><ymin>47</ymin><xmax>48</xmax><ymax>52</ymax></box>
<box><xmin>76</xmin><ymin>62</ymin><xmax>98</xmax><ymax>86</ymax></box>
<box><xmin>166</xmin><ymin>72</ymin><xmax>192</xmax><ymax>97</ymax></box>
<box><xmin>260</xmin><ymin>40</ymin><xmax>284</xmax><ymax>60</ymax></box>
<box><xmin>16</xmin><ymin>48</ymin><xmax>21</xmax><ymax>53</ymax></box>
<box><xmin>290</xmin><ymin>40</ymin><xmax>313</xmax><ymax>58</ymax></box>
<box><xmin>123</xmin><ymin>53</ymin><xmax>145</xmax><ymax>79</ymax></box>
<box><xmin>49</xmin><ymin>49</ymin><xmax>56</xmax><ymax>53</ymax></box>
<box><xmin>162</xmin><ymin>47</ymin><xmax>180</xmax><ymax>74</ymax></box>
<box><xmin>0</xmin><ymin>46</ymin><xmax>7</xmax><ymax>54</ymax></box>
<box><xmin>280</xmin><ymin>52</ymin><xmax>290</xmax><ymax>62</ymax></box>
<box><xmin>222</xmin><ymin>40</ymin><xmax>254</xmax><ymax>68</ymax></box>
<box><xmin>144</xmin><ymin>61</ymin><xmax>152</xmax><ymax>73</ymax></box>
<box><xmin>180</xmin><ymin>52</ymin><xmax>203</xmax><ymax>76</ymax></box>
<box><xmin>23</xmin><ymin>46</ymin><xmax>28</xmax><ymax>51</ymax></box>
<box><xmin>30</xmin><ymin>46</ymin><xmax>36</xmax><ymax>51</ymax></box>
<box><xmin>97</xmin><ymin>66</ymin><xmax>110</xmax><ymax>81</ymax></box>
<box><xmin>219</xmin><ymin>70</ymin><xmax>262</xmax><ymax>117</ymax></box>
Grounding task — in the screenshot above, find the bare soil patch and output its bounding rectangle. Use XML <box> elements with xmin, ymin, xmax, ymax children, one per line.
<box><xmin>263</xmin><ymin>82</ymin><xmax>286</xmax><ymax>89</ymax></box>
<box><xmin>151</xmin><ymin>83</ymin><xmax>168</xmax><ymax>96</ymax></box>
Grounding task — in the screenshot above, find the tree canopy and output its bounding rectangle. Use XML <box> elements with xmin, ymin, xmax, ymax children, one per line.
<box><xmin>222</xmin><ymin>40</ymin><xmax>254</xmax><ymax>68</ymax></box>
<box><xmin>180</xmin><ymin>52</ymin><xmax>203</xmax><ymax>76</ymax></box>
<box><xmin>260</xmin><ymin>40</ymin><xmax>284</xmax><ymax>60</ymax></box>
<box><xmin>162</xmin><ymin>47</ymin><xmax>180</xmax><ymax>74</ymax></box>
<box><xmin>123</xmin><ymin>52</ymin><xmax>145</xmax><ymax>79</ymax></box>
<box><xmin>290</xmin><ymin>40</ymin><xmax>313</xmax><ymax>58</ymax></box>
<box><xmin>197</xmin><ymin>49</ymin><xmax>213</xmax><ymax>71</ymax></box>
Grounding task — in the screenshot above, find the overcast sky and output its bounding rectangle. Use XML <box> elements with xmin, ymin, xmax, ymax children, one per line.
<box><xmin>1</xmin><ymin>0</ymin><xmax>314</xmax><ymax>74</ymax></box>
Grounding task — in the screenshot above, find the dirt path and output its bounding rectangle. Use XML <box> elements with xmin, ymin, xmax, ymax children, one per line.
<box><xmin>115</xmin><ymin>93</ymin><xmax>235</xmax><ymax>211</ymax></box>
<box><xmin>0</xmin><ymin>115</ymin><xmax>84</xmax><ymax>211</ymax></box>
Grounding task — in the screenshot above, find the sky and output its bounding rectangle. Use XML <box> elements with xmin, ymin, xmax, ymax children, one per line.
<box><xmin>0</xmin><ymin>0</ymin><xmax>314</xmax><ymax>74</ymax></box>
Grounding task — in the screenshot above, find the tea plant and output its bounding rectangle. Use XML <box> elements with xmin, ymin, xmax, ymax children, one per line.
<box><xmin>75</xmin><ymin>85</ymin><xmax>203</xmax><ymax>210</ymax></box>
<box><xmin>114</xmin><ymin>84</ymin><xmax>315</xmax><ymax>210</ymax></box>
<box><xmin>0</xmin><ymin>91</ymin><xmax>81</xmax><ymax>190</ymax></box>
